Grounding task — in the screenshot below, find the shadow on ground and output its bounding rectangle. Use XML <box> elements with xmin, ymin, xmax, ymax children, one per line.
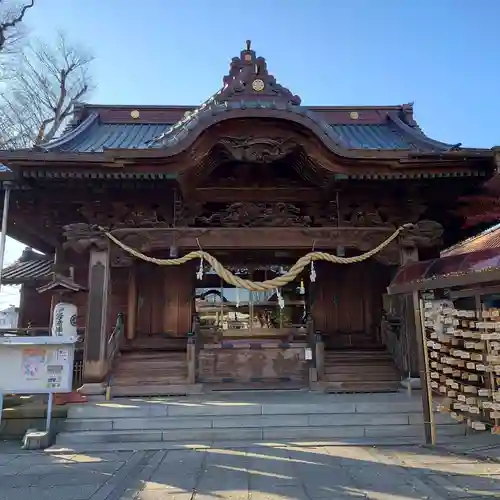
<box><xmin>1</xmin><ymin>438</ymin><xmax>500</xmax><ymax>499</ymax></box>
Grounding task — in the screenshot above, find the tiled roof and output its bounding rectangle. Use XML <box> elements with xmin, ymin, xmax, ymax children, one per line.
<box><xmin>37</xmin><ymin>42</ymin><xmax>456</xmax><ymax>156</ymax></box>
<box><xmin>48</xmin><ymin>117</ymin><xmax>170</xmax><ymax>153</ymax></box>
<box><xmin>41</xmin><ymin>111</ymin><xmax>442</xmax><ymax>154</ymax></box>
<box><xmin>441</xmin><ymin>223</ymin><xmax>500</xmax><ymax>257</ymax></box>
<box><xmin>10</xmin><ymin>44</ymin><xmax>471</xmax><ymax>159</ymax></box>
<box><xmin>1</xmin><ymin>257</ymin><xmax>53</xmax><ymax>284</ymax></box>
<box><xmin>333</xmin><ymin>124</ymin><xmax>416</xmax><ymax>150</ymax></box>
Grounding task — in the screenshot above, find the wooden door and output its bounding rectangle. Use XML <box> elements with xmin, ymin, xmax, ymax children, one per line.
<box><xmin>136</xmin><ymin>262</ymin><xmax>194</xmax><ymax>336</ymax></box>
<box><xmin>311</xmin><ymin>261</ymin><xmax>392</xmax><ymax>348</ymax></box>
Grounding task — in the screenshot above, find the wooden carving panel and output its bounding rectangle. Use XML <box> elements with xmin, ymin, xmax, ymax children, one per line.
<box><xmin>310</xmin><ymin>199</ymin><xmax>427</xmax><ymax>228</ymax></box>
<box><xmin>195</xmin><ymin>202</ymin><xmax>312</xmax><ymax>227</ymax></box>
<box><xmin>197</xmin><ymin>346</ymin><xmax>308</xmax><ymax>384</ymax></box>
<box><xmin>218</xmin><ymin>137</ymin><xmax>298</xmax><ymax>163</ymax></box>
<box><xmin>175</xmin><ymin>198</ymin><xmax>427</xmax><ymax>229</ymax></box>
<box><xmin>78</xmin><ymin>201</ymin><xmax>174</xmax><ymax>229</ymax></box>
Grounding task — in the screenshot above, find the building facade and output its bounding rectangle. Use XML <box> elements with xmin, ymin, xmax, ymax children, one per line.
<box><xmin>0</xmin><ymin>305</ymin><xmax>19</xmax><ymax>329</ymax></box>
<box><xmin>0</xmin><ymin>43</ymin><xmax>497</xmax><ymax>396</ymax></box>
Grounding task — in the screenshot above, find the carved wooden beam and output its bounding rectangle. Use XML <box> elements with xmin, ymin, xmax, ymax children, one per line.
<box><xmin>62</xmin><ymin>222</ymin><xmax>441</xmax><ymax>267</ymax></box>
<box><xmin>63</xmin><ymin>224</ymin><xmax>394</xmax><ymax>252</ymax></box>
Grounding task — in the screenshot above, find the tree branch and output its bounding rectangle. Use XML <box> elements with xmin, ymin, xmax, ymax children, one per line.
<box><xmin>0</xmin><ymin>0</ymin><xmax>34</xmax><ymax>52</ymax></box>
<box><xmin>0</xmin><ymin>30</ymin><xmax>94</xmax><ymax>148</ymax></box>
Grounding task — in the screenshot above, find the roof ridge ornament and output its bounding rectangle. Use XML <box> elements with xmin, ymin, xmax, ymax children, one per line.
<box><xmin>218</xmin><ymin>40</ymin><xmax>301</xmax><ymax>106</ymax></box>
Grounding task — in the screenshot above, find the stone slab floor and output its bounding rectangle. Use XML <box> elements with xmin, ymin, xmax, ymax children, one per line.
<box><xmin>1</xmin><ymin>439</ymin><xmax>500</xmax><ymax>500</ymax></box>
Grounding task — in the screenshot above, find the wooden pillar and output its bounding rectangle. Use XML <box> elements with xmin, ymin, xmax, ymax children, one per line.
<box><xmin>83</xmin><ymin>246</ymin><xmax>111</xmax><ymax>383</ymax></box>
<box><xmin>307</xmin><ymin>314</ymin><xmax>318</xmax><ymax>384</ymax></box>
<box><xmin>400</xmin><ymin>245</ymin><xmax>420</xmax><ymax>377</ymax></box>
<box><xmin>315</xmin><ymin>332</ymin><xmax>325</xmax><ymax>381</ymax></box>
<box><xmin>126</xmin><ymin>264</ymin><xmax>137</xmax><ymax>340</ymax></box>
<box><xmin>412</xmin><ymin>291</ymin><xmax>436</xmax><ymax>445</ymax></box>
<box><xmin>186</xmin><ymin>314</ymin><xmax>199</xmax><ymax>385</ymax></box>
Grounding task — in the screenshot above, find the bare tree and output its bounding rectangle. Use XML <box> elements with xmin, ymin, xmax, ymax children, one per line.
<box><xmin>0</xmin><ymin>0</ymin><xmax>34</xmax><ymax>54</ymax></box>
<box><xmin>0</xmin><ymin>32</ymin><xmax>94</xmax><ymax>149</ymax></box>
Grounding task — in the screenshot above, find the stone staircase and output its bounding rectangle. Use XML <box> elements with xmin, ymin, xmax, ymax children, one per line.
<box><xmin>321</xmin><ymin>349</ymin><xmax>401</xmax><ymax>393</ymax></box>
<box><xmin>52</xmin><ymin>392</ymin><xmax>465</xmax><ymax>452</ymax></box>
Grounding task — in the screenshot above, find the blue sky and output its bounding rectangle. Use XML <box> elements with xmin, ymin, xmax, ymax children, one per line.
<box><xmin>1</xmin><ymin>0</ymin><xmax>499</xmax><ymax>307</ymax></box>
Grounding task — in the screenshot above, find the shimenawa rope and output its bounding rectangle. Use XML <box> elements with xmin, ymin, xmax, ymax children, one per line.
<box><xmin>99</xmin><ymin>224</ymin><xmax>413</xmax><ymax>292</ymax></box>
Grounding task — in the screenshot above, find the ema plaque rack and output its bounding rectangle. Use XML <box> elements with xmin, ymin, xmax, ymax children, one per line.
<box><xmin>423</xmin><ymin>299</ymin><xmax>500</xmax><ymax>434</ymax></box>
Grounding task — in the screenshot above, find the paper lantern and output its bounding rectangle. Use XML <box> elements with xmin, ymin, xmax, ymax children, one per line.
<box><xmin>51</xmin><ymin>302</ymin><xmax>77</xmax><ymax>338</ymax></box>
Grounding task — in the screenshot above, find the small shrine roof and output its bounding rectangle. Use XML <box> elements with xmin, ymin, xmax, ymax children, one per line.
<box><xmin>388</xmin><ymin>247</ymin><xmax>500</xmax><ymax>294</ymax></box>
<box><xmin>1</xmin><ymin>250</ymin><xmax>52</xmax><ymax>285</ymax></box>
<box><xmin>36</xmin><ymin>273</ymin><xmax>86</xmax><ymax>294</ymax></box>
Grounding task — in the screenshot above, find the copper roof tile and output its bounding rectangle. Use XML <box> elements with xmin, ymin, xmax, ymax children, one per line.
<box><xmin>42</xmin><ymin>119</ymin><xmax>424</xmax><ymax>154</ymax></box>
<box><xmin>441</xmin><ymin>223</ymin><xmax>500</xmax><ymax>257</ymax></box>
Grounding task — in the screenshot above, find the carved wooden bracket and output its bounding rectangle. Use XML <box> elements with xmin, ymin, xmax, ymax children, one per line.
<box><xmin>399</xmin><ymin>220</ymin><xmax>443</xmax><ymax>249</ymax></box>
<box><xmin>62</xmin><ymin>224</ymin><xmax>108</xmax><ymax>253</ymax></box>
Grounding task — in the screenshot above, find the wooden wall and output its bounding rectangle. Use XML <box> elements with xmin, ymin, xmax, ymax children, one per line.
<box><xmin>311</xmin><ymin>261</ymin><xmax>394</xmax><ymax>348</ymax></box>
<box><xmin>136</xmin><ymin>262</ymin><xmax>194</xmax><ymax>336</ymax></box>
<box><xmin>18</xmin><ymin>284</ymin><xmax>52</xmax><ymax>328</ymax></box>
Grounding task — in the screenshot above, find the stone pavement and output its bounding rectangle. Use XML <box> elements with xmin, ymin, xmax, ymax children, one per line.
<box><xmin>1</xmin><ymin>439</ymin><xmax>500</xmax><ymax>500</ymax></box>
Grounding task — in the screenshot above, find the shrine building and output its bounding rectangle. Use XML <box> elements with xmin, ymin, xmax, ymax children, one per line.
<box><xmin>0</xmin><ymin>42</ymin><xmax>497</xmax><ymax>396</ymax></box>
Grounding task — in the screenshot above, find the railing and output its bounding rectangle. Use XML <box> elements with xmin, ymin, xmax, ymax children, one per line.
<box><xmin>0</xmin><ymin>327</ymin><xmax>85</xmax><ymax>338</ymax></box>
<box><xmin>186</xmin><ymin>313</ymin><xmax>200</xmax><ymax>385</ymax></box>
<box><xmin>72</xmin><ymin>359</ymin><xmax>84</xmax><ymax>389</ymax></box>
<box><xmin>381</xmin><ymin>293</ymin><xmax>418</xmax><ymax>378</ymax></box>
<box><xmin>104</xmin><ymin>313</ymin><xmax>125</xmax><ymax>399</ymax></box>
<box><xmin>106</xmin><ymin>312</ymin><xmax>125</xmax><ymax>371</ymax></box>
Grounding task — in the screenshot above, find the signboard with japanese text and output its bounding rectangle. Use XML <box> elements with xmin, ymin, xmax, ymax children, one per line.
<box><xmin>0</xmin><ymin>336</ymin><xmax>75</xmax><ymax>394</ymax></box>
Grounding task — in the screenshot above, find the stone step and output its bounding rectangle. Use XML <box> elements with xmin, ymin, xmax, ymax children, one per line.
<box><xmin>63</xmin><ymin>410</ymin><xmax>457</xmax><ymax>432</ymax></box>
<box><xmin>67</xmin><ymin>399</ymin><xmax>428</xmax><ymax>420</ymax></box>
<box><xmin>55</xmin><ymin>421</ymin><xmax>465</xmax><ymax>446</ymax></box>
<box><xmin>55</xmin><ymin>393</ymin><xmax>465</xmax><ymax>450</ymax></box>
<box><xmin>110</xmin><ymin>384</ymin><xmax>201</xmax><ymax>397</ymax></box>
